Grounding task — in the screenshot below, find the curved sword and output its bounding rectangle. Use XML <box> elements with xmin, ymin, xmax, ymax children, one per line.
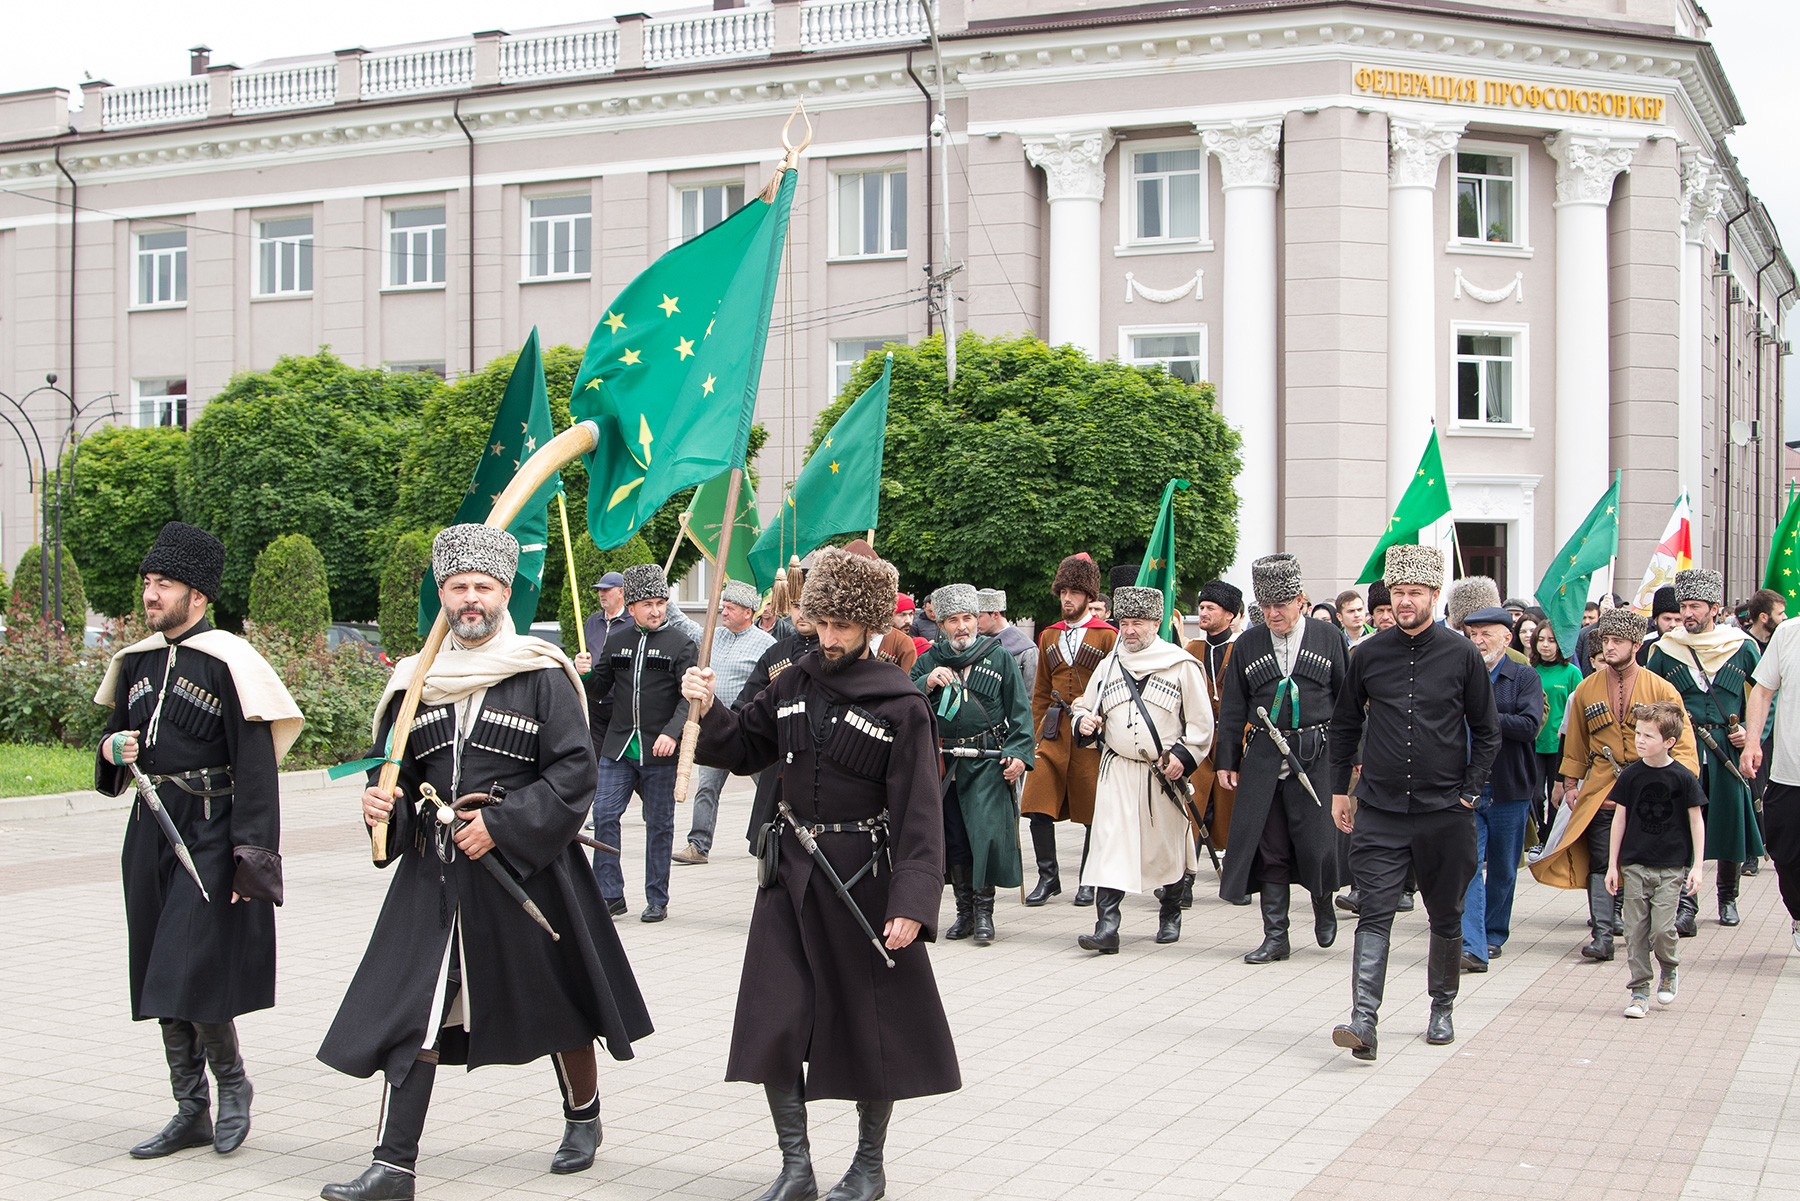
<box><xmin>126</xmin><ymin>760</ymin><xmax>211</xmax><ymax>903</ymax></box>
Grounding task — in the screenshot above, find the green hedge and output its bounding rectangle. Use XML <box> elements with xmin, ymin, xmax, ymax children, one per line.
<box><xmin>248</xmin><ymin>533</ymin><xmax>332</xmax><ymax>639</ymax></box>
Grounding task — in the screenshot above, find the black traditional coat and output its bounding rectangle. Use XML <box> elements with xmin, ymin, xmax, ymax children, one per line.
<box><xmin>317</xmin><ymin>667</ymin><xmax>652</xmax><ymax>1087</ymax></box>
<box><xmin>96</xmin><ymin>619</ymin><xmax>281</xmax><ymax>1025</ymax></box>
<box><xmin>697</xmin><ymin>651</ymin><xmax>961</xmax><ymax>1102</ymax></box>
<box><xmin>737</xmin><ymin>630</ymin><xmax>819</xmax><ymax>847</ymax></box>
<box><xmin>1215</xmin><ymin>618</ymin><xmax>1347</xmax><ymax>902</ymax></box>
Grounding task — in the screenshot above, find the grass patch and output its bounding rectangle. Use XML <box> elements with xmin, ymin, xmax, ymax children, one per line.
<box><xmin>0</xmin><ymin>743</ymin><xmax>95</xmax><ymax>798</ymax></box>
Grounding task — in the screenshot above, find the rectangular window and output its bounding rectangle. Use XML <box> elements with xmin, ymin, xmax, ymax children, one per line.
<box><xmin>387</xmin><ymin>206</ymin><xmax>446</xmax><ymax>288</ymax></box>
<box><xmin>256</xmin><ymin>216</ymin><xmax>313</xmax><ymax>295</ymax></box>
<box><xmin>386</xmin><ymin>361</ymin><xmax>447</xmax><ymax>379</ymax></box>
<box><xmin>526</xmin><ymin>195</ymin><xmax>591</xmax><ymax>280</ymax></box>
<box><xmin>1455</xmin><ymin>152</ymin><xmax>1517</xmax><ymax>244</ymax></box>
<box><xmin>1130</xmin><ymin>147</ymin><xmax>1203</xmax><ymax>244</ymax></box>
<box><xmin>134</xmin><ymin>378</ymin><xmax>189</xmax><ymax>429</ymax></box>
<box><xmin>1124</xmin><ymin>329</ymin><xmax>1206</xmax><ymax>385</ymax></box>
<box><xmin>831</xmin><ymin>338</ymin><xmax>893</xmax><ymax>396</ymax></box>
<box><xmin>1455</xmin><ymin>333</ymin><xmax>1517</xmax><ymax>425</ymax></box>
<box><xmin>135</xmin><ymin>230</ymin><xmax>187</xmax><ymax>307</ymax></box>
<box><xmin>835</xmin><ymin>170</ymin><xmax>907</xmax><ymax>258</ymax></box>
<box><xmin>679</xmin><ymin>183</ymin><xmax>745</xmax><ymax>243</ymax></box>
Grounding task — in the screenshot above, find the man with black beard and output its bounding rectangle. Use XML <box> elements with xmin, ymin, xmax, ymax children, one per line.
<box><xmin>686</xmin><ymin>545</ymin><xmax>959</xmax><ymax>1201</ymax></box>
<box><xmin>95</xmin><ymin>522</ymin><xmax>302</xmax><ymax>1161</ymax></box>
<box><xmin>1183</xmin><ymin>579</ymin><xmax>1243</xmax><ymax>864</ymax></box>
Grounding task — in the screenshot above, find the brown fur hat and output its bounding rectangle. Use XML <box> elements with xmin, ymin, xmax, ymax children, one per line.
<box><xmin>1593</xmin><ymin>606</ymin><xmax>1648</xmax><ymax>645</ymax></box>
<box><xmin>1052</xmin><ymin>553</ymin><xmax>1102</xmax><ymax>601</ymax></box>
<box><xmin>801</xmin><ymin>546</ymin><xmax>899</xmax><ymax>633</ymax></box>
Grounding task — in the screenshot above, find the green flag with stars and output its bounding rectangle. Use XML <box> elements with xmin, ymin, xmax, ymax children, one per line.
<box><xmin>572</xmin><ymin>168</ymin><xmax>798</xmax><ymax>549</ymax></box>
<box><xmin>683</xmin><ymin>468</ymin><xmax>763</xmax><ymax>588</ymax></box>
<box><xmin>1762</xmin><ymin>481</ymin><xmax>1800</xmax><ymax>611</ymax></box>
<box><xmin>1356</xmin><ymin>429</ymin><xmax>1452</xmax><ymax>584</ymax></box>
<box><xmin>419</xmin><ymin>327</ymin><xmax>562</xmax><ymax>636</ymax></box>
<box><xmin>1135</xmin><ymin>478</ymin><xmax>1190</xmax><ymax>641</ymax></box>
<box><xmin>1536</xmin><ymin>471</ymin><xmax>1621</xmax><ymax>658</ymax></box>
<box><xmin>745</xmin><ymin>353</ymin><xmax>892</xmax><ymax>592</ymax></box>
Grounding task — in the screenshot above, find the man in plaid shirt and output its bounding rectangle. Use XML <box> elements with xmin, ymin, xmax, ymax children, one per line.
<box><xmin>674</xmin><ymin>579</ymin><xmax>774</xmax><ymax>864</ymax></box>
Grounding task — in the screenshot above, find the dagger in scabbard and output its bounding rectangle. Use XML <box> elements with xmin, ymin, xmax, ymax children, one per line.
<box><xmin>125</xmin><ymin>760</ymin><xmax>212</xmax><ymax>903</ymax></box>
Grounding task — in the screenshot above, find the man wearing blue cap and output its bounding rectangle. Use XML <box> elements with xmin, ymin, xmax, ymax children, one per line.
<box><xmin>583</xmin><ymin>572</ymin><xmax>629</xmax><ymax>651</ymax></box>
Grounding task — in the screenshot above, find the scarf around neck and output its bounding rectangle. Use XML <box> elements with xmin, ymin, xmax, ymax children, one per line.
<box><xmin>1656</xmin><ymin>624</ymin><xmax>1748</xmax><ymax>681</ymax></box>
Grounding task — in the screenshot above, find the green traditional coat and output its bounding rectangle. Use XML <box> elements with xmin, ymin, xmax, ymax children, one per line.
<box><xmin>912</xmin><ymin>637</ymin><xmax>1035</xmax><ymax>890</ymax></box>
<box><xmin>1646</xmin><ymin>636</ymin><xmax>1767</xmax><ymax>863</ymax></box>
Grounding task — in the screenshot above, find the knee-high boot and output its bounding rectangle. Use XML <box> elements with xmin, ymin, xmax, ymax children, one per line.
<box><xmin>1077</xmin><ymin>887</ymin><xmax>1123</xmax><ymax>953</ymax></box>
<box><xmin>1581</xmin><ymin>875</ymin><xmax>1615</xmax><ymax>961</ymax></box>
<box><xmin>1024</xmin><ymin>816</ymin><xmax>1061</xmax><ymax>906</ymax></box>
<box><xmin>823</xmin><ymin>1100</ymin><xmax>891</xmax><ymax>1201</ymax></box>
<box><xmin>944</xmin><ymin>865</ymin><xmax>975</xmax><ymax>940</ymax></box>
<box><xmin>1718</xmin><ymin>859</ymin><xmax>1742</xmax><ymax>926</ymax></box>
<box><xmin>130</xmin><ymin>1019</ymin><xmax>212</xmax><ymax>1159</ymax></box>
<box><xmin>972</xmin><ymin>887</ymin><xmax>996</xmax><ymax>945</ymax></box>
<box><xmin>1244</xmin><ymin>886</ymin><xmax>1291</xmax><ymax>963</ymax></box>
<box><xmin>755</xmin><ymin>1080</ymin><xmax>817</xmax><ymax>1201</ymax></box>
<box><xmin>1073</xmin><ymin>827</ymin><xmax>1095</xmax><ymax>906</ymax></box>
<box><xmin>195</xmin><ymin>1021</ymin><xmax>252</xmax><ymax>1154</ymax></box>
<box><xmin>1155</xmin><ymin>880</ymin><xmax>1183</xmax><ymax>943</ymax></box>
<box><xmin>1675</xmin><ymin>888</ymin><xmax>1699</xmax><ymax>937</ymax></box>
<box><xmin>322</xmin><ymin>1057</ymin><xmax>436</xmax><ymax>1201</ymax></box>
<box><xmin>1331</xmin><ymin>926</ymin><xmax>1390</xmax><ymax>1061</ymax></box>
<box><xmin>1425</xmin><ymin>934</ymin><xmax>1461</xmax><ymax>1045</ymax></box>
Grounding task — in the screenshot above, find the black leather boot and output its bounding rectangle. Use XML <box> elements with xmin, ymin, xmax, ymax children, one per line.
<box><xmin>550</xmin><ymin>1049</ymin><xmax>601</xmax><ymax>1174</ymax></box>
<box><xmin>972</xmin><ymin>888</ymin><xmax>996</xmax><ymax>946</ymax></box>
<box><xmin>130</xmin><ymin>1019</ymin><xmax>212</xmax><ymax>1159</ymax></box>
<box><xmin>195</xmin><ymin>1021</ymin><xmax>251</xmax><ymax>1154</ymax></box>
<box><xmin>1179</xmin><ymin>872</ymin><xmax>1195</xmax><ymax>910</ymax></box>
<box><xmin>1425</xmin><ymin>934</ymin><xmax>1461</xmax><ymax>1045</ymax></box>
<box><xmin>1612</xmin><ymin>886</ymin><xmax>1626</xmax><ymax>936</ymax></box>
<box><xmin>823</xmin><ymin>1100</ymin><xmax>891</xmax><ymax>1201</ymax></box>
<box><xmin>755</xmin><ymin>1081</ymin><xmax>817</xmax><ymax>1201</ymax></box>
<box><xmin>1580</xmin><ymin>875</ymin><xmax>1615</xmax><ymax>961</ymax></box>
<box><xmin>321</xmin><ymin>1165</ymin><xmax>416</xmax><ymax>1201</ymax></box>
<box><xmin>944</xmin><ymin>866</ymin><xmax>974</xmax><ymax>941</ymax></box>
<box><xmin>1313</xmin><ymin>893</ymin><xmax>1338</xmax><ymax>948</ymax></box>
<box><xmin>1073</xmin><ymin>828</ymin><xmax>1095</xmax><ymax>905</ymax></box>
<box><xmin>322</xmin><ymin>1058</ymin><xmax>435</xmax><ymax>1200</ymax></box>
<box><xmin>1331</xmin><ymin>927</ymin><xmax>1390</xmax><ymax>1061</ymax></box>
<box><xmin>1077</xmin><ymin>888</ymin><xmax>1123</xmax><ymax>953</ymax></box>
<box><xmin>1155</xmin><ymin>880</ymin><xmax>1183</xmax><ymax>944</ymax></box>
<box><xmin>1334</xmin><ymin>889</ymin><xmax>1361</xmax><ymax>914</ymax></box>
<box><xmin>1675</xmin><ymin>889</ymin><xmax>1699</xmax><ymax>937</ymax></box>
<box><xmin>1023</xmin><ymin>816</ymin><xmax>1061</xmax><ymax>906</ymax></box>
<box><xmin>1244</xmin><ymin>887</ymin><xmax>1291</xmax><ymax>963</ymax></box>
<box><xmin>551</xmin><ymin>1116</ymin><xmax>600</xmax><ymax>1174</ymax></box>
<box><xmin>1718</xmin><ymin>860</ymin><xmax>1741</xmax><ymax>926</ymax></box>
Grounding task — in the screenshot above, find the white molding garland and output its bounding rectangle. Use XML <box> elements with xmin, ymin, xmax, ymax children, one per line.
<box><xmin>1124</xmin><ymin>269</ymin><xmax>1203</xmax><ymax>304</ymax></box>
<box><xmin>1453</xmin><ymin>268</ymin><xmax>1524</xmax><ymax>303</ymax></box>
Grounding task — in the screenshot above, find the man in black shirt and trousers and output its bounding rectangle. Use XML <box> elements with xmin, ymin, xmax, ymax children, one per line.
<box><xmin>1328</xmin><ymin>545</ymin><xmax>1500</xmax><ymax>1061</ymax></box>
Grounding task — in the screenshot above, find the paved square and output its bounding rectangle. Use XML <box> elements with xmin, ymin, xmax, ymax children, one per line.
<box><xmin>2</xmin><ymin>776</ymin><xmax>1796</xmax><ymax>1200</ymax></box>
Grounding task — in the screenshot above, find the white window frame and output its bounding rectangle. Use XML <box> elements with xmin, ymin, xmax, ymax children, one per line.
<box><xmin>830</xmin><ymin>337</ymin><xmax>896</xmax><ymax>398</ymax></box>
<box><xmin>133</xmin><ymin>228</ymin><xmax>188</xmax><ymax>310</ymax></box>
<box><xmin>1447</xmin><ymin>140</ymin><xmax>1532</xmax><ymax>257</ymax></box>
<box><xmin>523</xmin><ymin>193</ymin><xmax>592</xmax><ymax>282</ymax></box>
<box><xmin>1116</xmin><ymin>137</ymin><xmax>1212</xmax><ymax>255</ymax></box>
<box><xmin>385</xmin><ymin>205</ymin><xmax>447</xmax><ymax>290</ymax></box>
<box><xmin>133</xmin><ymin>377</ymin><xmax>189</xmax><ymax>429</ymax></box>
<box><xmin>1118</xmin><ymin>324</ymin><xmax>1209</xmax><ymax>386</ymax></box>
<box><xmin>672</xmin><ymin>181</ymin><xmax>747</xmax><ymax>245</ymax></box>
<box><xmin>1448</xmin><ymin>320</ymin><xmax>1531</xmax><ymax>435</ymax></box>
<box><xmin>254</xmin><ymin>215</ymin><xmax>314</xmax><ymax>297</ymax></box>
<box><xmin>830</xmin><ymin>169</ymin><xmax>908</xmax><ymax>261</ymax></box>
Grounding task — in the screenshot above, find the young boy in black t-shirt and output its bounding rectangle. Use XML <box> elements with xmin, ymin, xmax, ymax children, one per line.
<box><xmin>1605</xmin><ymin>701</ymin><xmax>1706</xmax><ymax>1018</ymax></box>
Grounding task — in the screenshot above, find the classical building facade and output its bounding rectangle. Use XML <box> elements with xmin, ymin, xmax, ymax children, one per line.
<box><xmin>0</xmin><ymin>0</ymin><xmax>1789</xmax><ymax>605</ymax></box>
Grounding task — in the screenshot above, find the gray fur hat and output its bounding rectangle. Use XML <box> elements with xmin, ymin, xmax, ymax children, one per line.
<box><xmin>432</xmin><ymin>524</ymin><xmax>518</xmax><ymax>587</ymax></box>
<box><xmin>976</xmin><ymin>588</ymin><xmax>1007</xmax><ymax>613</ymax></box>
<box><xmin>1112</xmin><ymin>586</ymin><xmax>1164</xmax><ymax>622</ymax></box>
<box><xmin>1384</xmin><ymin>544</ymin><xmax>1444</xmax><ymax>590</ymax></box>
<box><xmin>801</xmin><ymin>546</ymin><xmax>899</xmax><ymax>632</ymax></box>
<box><xmin>1593</xmin><ymin>605</ymin><xmax>1648</xmax><ymax>645</ymax></box>
<box><xmin>720</xmin><ymin>579</ymin><xmax>761</xmax><ymax>612</ymax></box>
<box><xmin>1674</xmin><ymin>568</ymin><xmax>1723</xmax><ymax>606</ymax></box>
<box><xmin>1248</xmin><ymin>604</ymin><xmax>1265</xmax><ymax>627</ymax></box>
<box><xmin>1250</xmin><ymin>553</ymin><xmax>1303</xmax><ymax>608</ymax></box>
<box><xmin>1446</xmin><ymin>575</ymin><xmax>1501</xmax><ymax>630</ymax></box>
<box><xmin>621</xmin><ymin>563</ymin><xmax>669</xmax><ymax>606</ymax></box>
<box><xmin>933</xmin><ymin>583</ymin><xmax>980</xmax><ymax>619</ymax></box>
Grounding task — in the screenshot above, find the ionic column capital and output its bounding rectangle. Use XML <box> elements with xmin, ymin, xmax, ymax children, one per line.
<box><xmin>1198</xmin><ymin>118</ymin><xmax>1283</xmax><ymax>190</ymax></box>
<box><xmin>1022</xmin><ymin>130</ymin><xmax>1114</xmax><ymax>203</ymax></box>
<box><xmin>1388</xmin><ymin>117</ymin><xmax>1464</xmax><ymax>189</ymax></box>
<box><xmin>1545</xmin><ymin>131</ymin><xmax>1638</xmax><ymax>207</ymax></box>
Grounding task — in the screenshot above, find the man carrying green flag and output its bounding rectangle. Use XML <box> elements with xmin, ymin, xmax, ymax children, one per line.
<box><xmin>1357</xmin><ymin>430</ymin><xmax>1452</xmax><ymax>585</ymax></box>
<box><xmin>747</xmin><ymin>354</ymin><xmax>891</xmax><ymax>592</ymax></box>
<box><xmin>1136</xmin><ymin>479</ymin><xmax>1191</xmax><ymax>641</ymax></box>
<box><xmin>420</xmin><ymin>327</ymin><xmax>561</xmax><ymax>637</ymax></box>
<box><xmin>1536</xmin><ymin>472</ymin><xmax>1621</xmax><ymax>658</ymax></box>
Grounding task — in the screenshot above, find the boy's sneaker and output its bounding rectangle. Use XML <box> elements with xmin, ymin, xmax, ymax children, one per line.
<box><xmin>1624</xmin><ymin>994</ymin><xmax>1650</xmax><ymax>1019</ymax></box>
<box><xmin>671</xmin><ymin>843</ymin><xmax>709</xmax><ymax>865</ymax></box>
<box><xmin>1656</xmin><ymin>969</ymin><xmax>1678</xmax><ymax>1006</ymax></box>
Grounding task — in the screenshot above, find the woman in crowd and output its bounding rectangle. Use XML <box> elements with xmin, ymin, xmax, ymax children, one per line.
<box><xmin>1529</xmin><ymin>622</ymin><xmax>1585</xmax><ymax>851</ymax></box>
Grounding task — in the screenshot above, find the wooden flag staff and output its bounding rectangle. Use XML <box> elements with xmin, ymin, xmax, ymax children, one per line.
<box><xmin>557</xmin><ymin>492</ymin><xmax>587</xmax><ymax>656</ymax></box>
<box><xmin>370</xmin><ymin>421</ymin><xmax>601</xmax><ymax>861</ymax></box>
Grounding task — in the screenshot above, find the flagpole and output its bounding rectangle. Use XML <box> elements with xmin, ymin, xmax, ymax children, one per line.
<box><xmin>556</xmin><ymin>493</ymin><xmax>586</xmax><ymax>656</ymax></box>
<box><xmin>664</xmin><ymin>512</ymin><xmax>688</xmax><ymax>575</ymax></box>
<box><xmin>674</xmin><ymin>467</ymin><xmax>745</xmax><ymax>805</ymax></box>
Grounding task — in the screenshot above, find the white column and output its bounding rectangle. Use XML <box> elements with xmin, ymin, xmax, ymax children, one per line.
<box><xmin>1679</xmin><ymin>150</ymin><xmax>1723</xmax><ymax>562</ymax></box>
<box><xmin>1546</xmin><ymin>131</ymin><xmax>1638</xmax><ymax>545</ymax></box>
<box><xmin>1199</xmin><ymin>117</ymin><xmax>1283</xmax><ymax>584</ymax></box>
<box><xmin>1386</xmin><ymin>118</ymin><xmax>1464</xmax><ymax>507</ymax></box>
<box><xmin>1022</xmin><ymin>131</ymin><xmax>1113</xmax><ymax>356</ymax></box>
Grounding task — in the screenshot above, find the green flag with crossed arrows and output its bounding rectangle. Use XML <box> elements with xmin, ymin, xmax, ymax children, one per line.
<box><xmin>683</xmin><ymin>469</ymin><xmax>763</xmax><ymax>588</ymax></box>
<box><xmin>1536</xmin><ymin>471</ymin><xmax>1621</xmax><ymax>658</ymax></box>
<box><xmin>1356</xmin><ymin>429</ymin><xmax>1453</xmax><ymax>585</ymax></box>
<box><xmin>1135</xmin><ymin>478</ymin><xmax>1191</xmax><ymax>642</ymax></box>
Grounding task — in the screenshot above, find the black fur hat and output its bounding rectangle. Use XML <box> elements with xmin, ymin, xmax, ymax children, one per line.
<box><xmin>140</xmin><ymin>521</ymin><xmax>224</xmax><ymax>601</ymax></box>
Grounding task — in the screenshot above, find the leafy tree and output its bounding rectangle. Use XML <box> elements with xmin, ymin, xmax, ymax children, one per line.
<box><xmin>61</xmin><ymin>425</ymin><xmax>187</xmax><ymax>617</ymax></box>
<box><xmin>9</xmin><ymin>544</ymin><xmax>88</xmax><ymax>635</ymax></box>
<box><xmin>555</xmin><ymin>533</ymin><xmax>656</xmax><ymax>652</ymax></box>
<box><xmin>178</xmin><ymin>351</ymin><xmax>439</xmax><ymax>624</ymax></box>
<box><xmin>248</xmin><ymin>533</ymin><xmax>332</xmax><ymax>638</ymax></box>
<box><xmin>377</xmin><ymin>530</ymin><xmax>435</xmax><ymax>660</ymax></box>
<box><xmin>0</xmin><ymin>562</ymin><xmax>10</xmax><ymax>614</ymax></box>
<box><xmin>817</xmin><ymin>333</ymin><xmax>1241</xmax><ymax>629</ymax></box>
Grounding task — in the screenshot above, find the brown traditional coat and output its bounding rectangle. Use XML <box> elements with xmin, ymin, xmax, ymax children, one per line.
<box><xmin>1184</xmin><ymin>634</ymin><xmax>1238</xmax><ymax>845</ymax></box>
<box><xmin>875</xmin><ymin>626</ymin><xmax>919</xmax><ymax>672</ymax></box>
<box><xmin>1528</xmin><ymin>666</ymin><xmax>1698</xmax><ymax>890</ymax></box>
<box><xmin>1021</xmin><ymin>618</ymin><xmax>1117</xmax><ymax>825</ymax></box>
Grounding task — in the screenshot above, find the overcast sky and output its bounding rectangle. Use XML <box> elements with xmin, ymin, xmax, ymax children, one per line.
<box><xmin>0</xmin><ymin>1</ymin><xmax>1791</xmax><ymax>249</ymax></box>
